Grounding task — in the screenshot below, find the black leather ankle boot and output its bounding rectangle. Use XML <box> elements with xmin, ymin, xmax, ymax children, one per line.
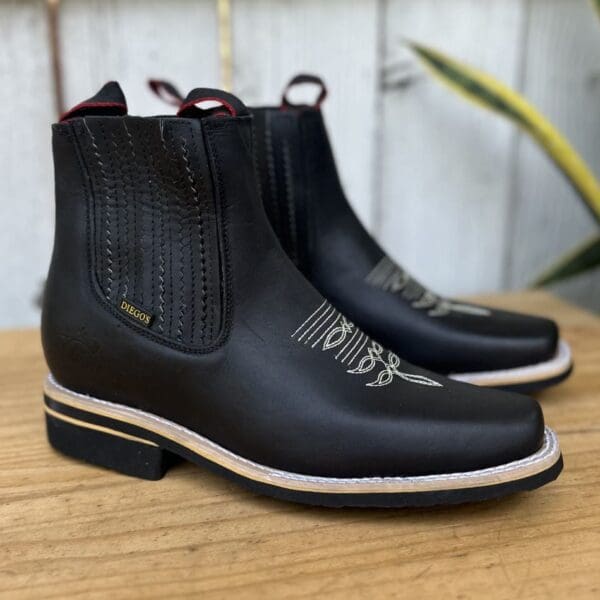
<box><xmin>149</xmin><ymin>76</ymin><xmax>573</xmax><ymax>393</ymax></box>
<box><xmin>250</xmin><ymin>74</ymin><xmax>572</xmax><ymax>393</ymax></box>
<box><xmin>42</xmin><ymin>82</ymin><xmax>562</xmax><ymax>507</ymax></box>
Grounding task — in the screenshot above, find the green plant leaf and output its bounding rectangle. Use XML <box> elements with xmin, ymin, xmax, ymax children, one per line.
<box><xmin>410</xmin><ymin>42</ymin><xmax>600</xmax><ymax>225</ymax></box>
<box><xmin>533</xmin><ymin>234</ymin><xmax>600</xmax><ymax>287</ymax></box>
<box><xmin>591</xmin><ymin>0</ymin><xmax>600</xmax><ymax>21</ymax></box>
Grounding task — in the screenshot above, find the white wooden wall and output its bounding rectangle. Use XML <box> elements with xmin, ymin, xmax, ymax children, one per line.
<box><xmin>1</xmin><ymin>0</ymin><xmax>599</xmax><ymax>328</ymax></box>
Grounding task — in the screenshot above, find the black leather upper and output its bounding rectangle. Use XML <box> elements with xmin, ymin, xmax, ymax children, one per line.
<box><xmin>43</xmin><ymin>84</ymin><xmax>546</xmax><ymax>480</ymax></box>
<box><xmin>78</xmin><ymin>116</ymin><xmax>223</xmax><ymax>349</ymax></box>
<box><xmin>251</xmin><ymin>104</ymin><xmax>559</xmax><ymax>375</ymax></box>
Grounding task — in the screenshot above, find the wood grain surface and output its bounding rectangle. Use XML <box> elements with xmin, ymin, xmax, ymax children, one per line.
<box><xmin>1</xmin><ymin>291</ymin><xmax>598</xmax><ymax>599</ymax></box>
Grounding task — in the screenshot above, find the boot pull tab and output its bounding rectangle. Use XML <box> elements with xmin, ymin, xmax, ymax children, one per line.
<box><xmin>60</xmin><ymin>81</ymin><xmax>127</xmax><ymax>122</ymax></box>
<box><xmin>281</xmin><ymin>74</ymin><xmax>328</xmax><ymax>110</ymax></box>
<box><xmin>148</xmin><ymin>79</ymin><xmax>185</xmax><ymax>107</ymax></box>
<box><xmin>177</xmin><ymin>88</ymin><xmax>249</xmax><ymax>118</ymax></box>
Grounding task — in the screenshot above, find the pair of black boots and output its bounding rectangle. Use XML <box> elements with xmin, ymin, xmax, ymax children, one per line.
<box><xmin>42</xmin><ymin>77</ymin><xmax>569</xmax><ymax>507</ymax></box>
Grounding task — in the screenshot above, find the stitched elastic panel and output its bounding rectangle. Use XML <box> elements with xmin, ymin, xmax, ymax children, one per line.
<box><xmin>74</xmin><ymin>116</ymin><xmax>222</xmax><ymax>349</ymax></box>
<box><xmin>253</xmin><ymin>109</ymin><xmax>309</xmax><ymax>271</ymax></box>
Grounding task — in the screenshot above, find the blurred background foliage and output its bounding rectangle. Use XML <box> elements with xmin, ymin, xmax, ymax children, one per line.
<box><xmin>410</xmin><ymin>0</ymin><xmax>600</xmax><ymax>288</ymax></box>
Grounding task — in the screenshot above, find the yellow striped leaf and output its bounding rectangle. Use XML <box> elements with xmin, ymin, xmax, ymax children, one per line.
<box><xmin>410</xmin><ymin>42</ymin><xmax>600</xmax><ymax>224</ymax></box>
<box><xmin>533</xmin><ymin>234</ymin><xmax>600</xmax><ymax>287</ymax></box>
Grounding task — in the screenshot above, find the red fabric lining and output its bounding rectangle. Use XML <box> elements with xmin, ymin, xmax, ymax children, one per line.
<box><xmin>60</xmin><ymin>101</ymin><xmax>127</xmax><ymax>122</ymax></box>
<box><xmin>148</xmin><ymin>79</ymin><xmax>184</xmax><ymax>107</ymax></box>
<box><xmin>177</xmin><ymin>96</ymin><xmax>237</xmax><ymax>117</ymax></box>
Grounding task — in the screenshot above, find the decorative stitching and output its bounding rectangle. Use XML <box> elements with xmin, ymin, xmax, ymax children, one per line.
<box><xmin>264</xmin><ymin>111</ymin><xmax>281</xmax><ymax>238</ymax></box>
<box><xmin>157</xmin><ymin>122</ymin><xmax>169</xmax><ymax>333</ymax></box>
<box><xmin>292</xmin><ymin>302</ymin><xmax>442</xmax><ymax>388</ymax></box>
<box><xmin>297</xmin><ymin>303</ymin><xmax>333</xmax><ymax>342</ymax></box>
<box><xmin>305</xmin><ymin>308</ymin><xmax>337</xmax><ymax>344</ymax></box>
<box><xmin>203</xmin><ymin>121</ymin><xmax>235</xmax><ymax>350</ymax></box>
<box><xmin>68</xmin><ymin>120</ymin><xmax>226</xmax><ymax>355</ymax></box>
<box><xmin>176</xmin><ymin>143</ymin><xmax>187</xmax><ymax>343</ymax></box>
<box><xmin>311</xmin><ymin>314</ymin><xmax>341</xmax><ymax>348</ymax></box>
<box><xmin>123</xmin><ymin>122</ymin><xmax>139</xmax><ymax>302</ymax></box>
<box><xmin>181</xmin><ymin>134</ymin><xmax>209</xmax><ymax>343</ymax></box>
<box><xmin>346</xmin><ymin>334</ymin><xmax>368</xmax><ymax>367</ymax></box>
<box><xmin>75</xmin><ymin>117</ymin><xmax>225</xmax><ymax>350</ymax></box>
<box><xmin>282</xmin><ymin>140</ymin><xmax>298</xmax><ymax>264</ymax></box>
<box><xmin>348</xmin><ymin>341</ymin><xmax>442</xmax><ymax>388</ymax></box>
<box><xmin>109</xmin><ymin>129</ymin><xmax>128</xmax><ymax>301</ymax></box>
<box><xmin>138</xmin><ymin>122</ymin><xmax>157</xmax><ymax>311</ymax></box>
<box><xmin>291</xmin><ymin>299</ymin><xmax>326</xmax><ymax>337</ymax></box>
<box><xmin>366</xmin><ymin>256</ymin><xmax>491</xmax><ymax>318</ymax></box>
<box><xmin>341</xmin><ymin>331</ymin><xmax>365</xmax><ymax>364</ymax></box>
<box><xmin>84</xmin><ymin>120</ymin><xmax>114</xmax><ymax>299</ymax></box>
<box><xmin>190</xmin><ymin>126</ymin><xmax>216</xmax><ymax>343</ymax></box>
<box><xmin>323</xmin><ymin>317</ymin><xmax>353</xmax><ymax>350</ymax></box>
<box><xmin>335</xmin><ymin>326</ymin><xmax>358</xmax><ymax>360</ymax></box>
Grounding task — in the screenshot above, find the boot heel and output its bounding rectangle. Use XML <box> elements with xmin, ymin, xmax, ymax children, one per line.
<box><xmin>45</xmin><ymin>406</ymin><xmax>175</xmax><ymax>480</ymax></box>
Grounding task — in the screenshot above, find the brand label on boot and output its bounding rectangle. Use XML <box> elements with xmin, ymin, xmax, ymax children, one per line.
<box><xmin>118</xmin><ymin>298</ymin><xmax>154</xmax><ymax>327</ymax></box>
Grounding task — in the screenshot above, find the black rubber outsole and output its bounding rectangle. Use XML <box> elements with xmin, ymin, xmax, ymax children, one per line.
<box><xmin>44</xmin><ymin>395</ymin><xmax>563</xmax><ymax>508</ymax></box>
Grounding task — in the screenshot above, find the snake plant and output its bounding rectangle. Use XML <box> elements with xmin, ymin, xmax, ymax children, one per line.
<box><xmin>409</xmin><ymin>4</ymin><xmax>600</xmax><ymax>288</ymax></box>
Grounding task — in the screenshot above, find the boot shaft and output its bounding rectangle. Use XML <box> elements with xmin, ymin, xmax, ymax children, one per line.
<box><xmin>40</xmin><ymin>83</ymin><xmax>560</xmax><ymax>506</ymax></box>
<box><xmin>251</xmin><ymin>99</ymin><xmax>382</xmax><ymax>284</ymax></box>
<box><xmin>145</xmin><ymin>75</ymin><xmax>376</xmax><ymax>278</ymax></box>
<box><xmin>73</xmin><ymin>114</ymin><xmax>224</xmax><ymax>347</ymax></box>
<box><xmin>43</xmin><ymin>83</ymin><xmax>296</xmax><ymax>385</ymax></box>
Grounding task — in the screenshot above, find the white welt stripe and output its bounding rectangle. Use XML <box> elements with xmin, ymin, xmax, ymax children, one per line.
<box><xmin>45</xmin><ymin>374</ymin><xmax>561</xmax><ymax>495</ymax></box>
<box><xmin>450</xmin><ymin>339</ymin><xmax>572</xmax><ymax>387</ymax></box>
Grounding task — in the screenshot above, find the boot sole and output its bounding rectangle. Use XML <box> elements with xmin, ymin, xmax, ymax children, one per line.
<box><xmin>449</xmin><ymin>339</ymin><xmax>572</xmax><ymax>393</ymax></box>
<box><xmin>43</xmin><ymin>374</ymin><xmax>563</xmax><ymax>508</ymax></box>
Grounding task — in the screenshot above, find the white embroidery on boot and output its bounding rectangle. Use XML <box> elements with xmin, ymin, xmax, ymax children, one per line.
<box><xmin>347</xmin><ymin>341</ymin><xmax>441</xmax><ymax>388</ymax></box>
<box><xmin>291</xmin><ymin>302</ymin><xmax>442</xmax><ymax>388</ymax></box>
<box><xmin>365</xmin><ymin>256</ymin><xmax>491</xmax><ymax>318</ymax></box>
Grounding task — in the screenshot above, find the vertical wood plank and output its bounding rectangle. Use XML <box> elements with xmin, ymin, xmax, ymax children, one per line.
<box><xmin>509</xmin><ymin>0</ymin><xmax>600</xmax><ymax>311</ymax></box>
<box><xmin>379</xmin><ymin>0</ymin><xmax>526</xmax><ymax>296</ymax></box>
<box><xmin>1</xmin><ymin>0</ymin><xmax>598</xmax><ymax>327</ymax></box>
<box><xmin>59</xmin><ymin>0</ymin><xmax>219</xmax><ymax>115</ymax></box>
<box><xmin>0</xmin><ymin>1</ymin><xmax>55</xmax><ymax>328</ymax></box>
<box><xmin>231</xmin><ymin>0</ymin><xmax>380</xmax><ymax>228</ymax></box>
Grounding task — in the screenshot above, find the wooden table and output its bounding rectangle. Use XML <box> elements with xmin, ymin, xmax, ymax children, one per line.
<box><xmin>1</xmin><ymin>292</ymin><xmax>599</xmax><ymax>599</ymax></box>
